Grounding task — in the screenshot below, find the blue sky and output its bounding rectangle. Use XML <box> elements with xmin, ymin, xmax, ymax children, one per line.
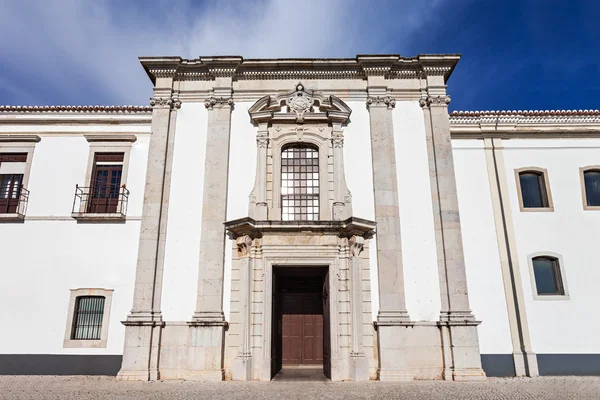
<box><xmin>1</xmin><ymin>0</ymin><xmax>598</xmax><ymax>111</ymax></box>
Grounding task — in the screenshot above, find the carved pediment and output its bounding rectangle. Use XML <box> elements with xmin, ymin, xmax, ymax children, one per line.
<box><xmin>248</xmin><ymin>83</ymin><xmax>351</xmax><ymax>126</ymax></box>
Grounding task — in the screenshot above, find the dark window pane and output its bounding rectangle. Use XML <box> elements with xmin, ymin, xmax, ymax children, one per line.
<box><xmin>281</xmin><ymin>144</ymin><xmax>319</xmax><ymax>221</ymax></box>
<box><xmin>584</xmin><ymin>170</ymin><xmax>600</xmax><ymax>207</ymax></box>
<box><xmin>72</xmin><ymin>296</ymin><xmax>105</xmax><ymax>340</ymax></box>
<box><xmin>520</xmin><ymin>172</ymin><xmax>548</xmax><ymax>208</ymax></box>
<box><xmin>532</xmin><ymin>257</ymin><xmax>563</xmax><ymax>295</ymax></box>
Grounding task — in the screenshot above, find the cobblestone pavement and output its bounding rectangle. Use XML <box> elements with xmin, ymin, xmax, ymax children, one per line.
<box><xmin>1</xmin><ymin>376</ymin><xmax>600</xmax><ymax>400</ymax></box>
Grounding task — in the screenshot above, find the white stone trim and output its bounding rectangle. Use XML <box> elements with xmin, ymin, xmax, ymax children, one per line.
<box><xmin>580</xmin><ymin>166</ymin><xmax>600</xmax><ymax>211</ymax></box>
<box><xmin>526</xmin><ymin>252</ymin><xmax>569</xmax><ymax>301</ymax></box>
<box><xmin>63</xmin><ymin>288</ymin><xmax>113</xmax><ymax>348</ymax></box>
<box><xmin>514</xmin><ymin>167</ymin><xmax>554</xmax><ymax>212</ymax></box>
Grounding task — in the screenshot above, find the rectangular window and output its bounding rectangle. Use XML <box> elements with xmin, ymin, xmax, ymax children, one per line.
<box><xmin>0</xmin><ymin>153</ymin><xmax>27</xmax><ymax>214</ymax></box>
<box><xmin>281</xmin><ymin>145</ymin><xmax>319</xmax><ymax>220</ymax></box>
<box><xmin>71</xmin><ymin>296</ymin><xmax>105</xmax><ymax>340</ymax></box>
<box><xmin>519</xmin><ymin>172</ymin><xmax>549</xmax><ymax>208</ymax></box>
<box><xmin>88</xmin><ymin>153</ymin><xmax>124</xmax><ymax>213</ymax></box>
<box><xmin>584</xmin><ymin>170</ymin><xmax>600</xmax><ymax>207</ymax></box>
<box><xmin>532</xmin><ymin>257</ymin><xmax>564</xmax><ymax>296</ymax></box>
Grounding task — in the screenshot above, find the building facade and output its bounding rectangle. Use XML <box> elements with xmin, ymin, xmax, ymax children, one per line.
<box><xmin>0</xmin><ymin>54</ymin><xmax>599</xmax><ymax>381</ymax></box>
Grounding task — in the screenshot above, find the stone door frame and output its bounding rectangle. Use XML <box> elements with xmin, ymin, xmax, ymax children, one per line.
<box><xmin>260</xmin><ymin>256</ymin><xmax>339</xmax><ymax>381</ymax></box>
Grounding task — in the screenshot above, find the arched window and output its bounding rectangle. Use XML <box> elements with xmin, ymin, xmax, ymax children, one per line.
<box><xmin>582</xmin><ymin>168</ymin><xmax>600</xmax><ymax>207</ymax></box>
<box><xmin>517</xmin><ymin>169</ymin><xmax>552</xmax><ymax>210</ymax></box>
<box><xmin>281</xmin><ymin>144</ymin><xmax>319</xmax><ymax>221</ymax></box>
<box><xmin>531</xmin><ymin>256</ymin><xmax>564</xmax><ymax>296</ymax></box>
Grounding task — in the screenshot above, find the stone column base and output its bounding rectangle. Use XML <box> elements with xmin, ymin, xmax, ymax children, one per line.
<box><xmin>439</xmin><ymin>320</ymin><xmax>487</xmax><ymax>382</ymax></box>
<box><xmin>117</xmin><ymin>320</ymin><xmax>163</xmax><ymax>381</ymax></box>
<box><xmin>376</xmin><ymin>322</ymin><xmax>413</xmax><ymax>381</ymax></box>
<box><xmin>186</xmin><ymin>321</ymin><xmax>226</xmax><ymax>381</ymax></box>
<box><xmin>350</xmin><ymin>353</ymin><xmax>370</xmax><ymax>381</ymax></box>
<box><xmin>233</xmin><ymin>354</ymin><xmax>253</xmax><ymax>381</ymax></box>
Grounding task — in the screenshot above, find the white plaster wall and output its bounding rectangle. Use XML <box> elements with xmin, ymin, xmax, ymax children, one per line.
<box><xmin>0</xmin><ymin>131</ymin><xmax>149</xmax><ymax>354</ymax></box>
<box><xmin>161</xmin><ymin>104</ymin><xmax>208</xmax><ymax>321</ymax></box>
<box><xmin>223</xmin><ymin>102</ymin><xmax>257</xmax><ymax>319</ymax></box>
<box><xmin>452</xmin><ymin>140</ymin><xmax>513</xmax><ymax>354</ymax></box>
<box><xmin>393</xmin><ymin>102</ymin><xmax>441</xmax><ymax>321</ymax></box>
<box><xmin>502</xmin><ymin>138</ymin><xmax>600</xmax><ymax>354</ymax></box>
<box><xmin>344</xmin><ymin>101</ymin><xmax>378</xmax><ymax>319</ymax></box>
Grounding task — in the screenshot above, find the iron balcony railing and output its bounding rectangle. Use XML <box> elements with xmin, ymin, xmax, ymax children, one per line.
<box><xmin>0</xmin><ymin>183</ymin><xmax>29</xmax><ymax>217</ymax></box>
<box><xmin>72</xmin><ymin>180</ymin><xmax>129</xmax><ymax>217</ymax></box>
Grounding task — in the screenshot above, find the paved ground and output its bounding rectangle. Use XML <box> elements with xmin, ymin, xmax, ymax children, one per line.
<box><xmin>1</xmin><ymin>376</ymin><xmax>600</xmax><ymax>399</ymax></box>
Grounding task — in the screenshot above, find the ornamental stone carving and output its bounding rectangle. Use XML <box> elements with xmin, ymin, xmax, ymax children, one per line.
<box><xmin>331</xmin><ymin>133</ymin><xmax>344</xmax><ymax>148</ymax></box>
<box><xmin>419</xmin><ymin>95</ymin><xmax>451</xmax><ymax>108</ymax></box>
<box><xmin>149</xmin><ymin>97</ymin><xmax>181</xmax><ymax>109</ymax></box>
<box><xmin>256</xmin><ymin>133</ymin><xmax>269</xmax><ymax>148</ymax></box>
<box><xmin>236</xmin><ymin>235</ymin><xmax>253</xmax><ymax>257</ymax></box>
<box><xmin>349</xmin><ymin>235</ymin><xmax>365</xmax><ymax>257</ymax></box>
<box><xmin>204</xmin><ymin>97</ymin><xmax>234</xmax><ymax>110</ymax></box>
<box><xmin>287</xmin><ymin>83</ymin><xmax>314</xmax><ymax>123</ymax></box>
<box><xmin>366</xmin><ymin>96</ymin><xmax>396</xmax><ymax>110</ymax></box>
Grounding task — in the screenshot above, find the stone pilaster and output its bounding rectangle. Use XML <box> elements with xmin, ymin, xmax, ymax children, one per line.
<box><xmin>331</xmin><ymin>123</ymin><xmax>352</xmax><ymax>220</ymax></box>
<box><xmin>249</xmin><ymin>123</ymin><xmax>268</xmax><ymax>220</ymax></box>
<box><xmin>118</xmin><ymin>91</ymin><xmax>181</xmax><ymax>381</ymax></box>
<box><xmin>187</xmin><ymin>92</ymin><xmax>233</xmax><ymax>381</ymax></box>
<box><xmin>233</xmin><ymin>236</ymin><xmax>253</xmax><ymax>380</ymax></box>
<box><xmin>367</xmin><ymin>88</ymin><xmax>413</xmax><ymax>381</ymax></box>
<box><xmin>420</xmin><ymin>88</ymin><xmax>486</xmax><ymax>380</ymax></box>
<box><xmin>348</xmin><ymin>235</ymin><xmax>369</xmax><ymax>381</ymax></box>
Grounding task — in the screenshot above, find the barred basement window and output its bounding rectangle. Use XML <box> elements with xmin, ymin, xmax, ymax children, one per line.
<box><xmin>71</xmin><ymin>296</ymin><xmax>105</xmax><ymax>340</ymax></box>
<box><xmin>281</xmin><ymin>144</ymin><xmax>319</xmax><ymax>221</ymax></box>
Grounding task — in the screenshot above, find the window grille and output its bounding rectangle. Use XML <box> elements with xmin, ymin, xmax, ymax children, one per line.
<box><xmin>532</xmin><ymin>256</ymin><xmax>564</xmax><ymax>295</ymax></box>
<box><xmin>71</xmin><ymin>296</ymin><xmax>105</xmax><ymax>340</ymax></box>
<box><xmin>519</xmin><ymin>171</ymin><xmax>549</xmax><ymax>208</ymax></box>
<box><xmin>281</xmin><ymin>144</ymin><xmax>319</xmax><ymax>221</ymax></box>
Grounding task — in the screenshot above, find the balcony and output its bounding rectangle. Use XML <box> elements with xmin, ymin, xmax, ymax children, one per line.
<box><xmin>71</xmin><ymin>181</ymin><xmax>129</xmax><ymax>222</ymax></box>
<box><xmin>0</xmin><ymin>184</ymin><xmax>29</xmax><ymax>222</ymax></box>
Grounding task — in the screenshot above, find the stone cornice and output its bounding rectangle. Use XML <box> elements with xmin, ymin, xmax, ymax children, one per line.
<box><xmin>139</xmin><ymin>54</ymin><xmax>461</xmax><ymax>84</ymax></box>
<box><xmin>224</xmin><ymin>217</ymin><xmax>377</xmax><ymax>239</ymax></box>
<box><xmin>84</xmin><ymin>134</ymin><xmax>137</xmax><ymax>143</ymax></box>
<box><xmin>0</xmin><ymin>135</ymin><xmax>41</xmax><ymax>143</ymax></box>
<box><xmin>450</xmin><ymin>109</ymin><xmax>600</xmax><ymax>138</ymax></box>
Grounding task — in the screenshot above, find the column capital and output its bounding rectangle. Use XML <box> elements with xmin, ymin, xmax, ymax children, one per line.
<box><xmin>149</xmin><ymin>96</ymin><xmax>182</xmax><ymax>109</ymax></box>
<box><xmin>419</xmin><ymin>95</ymin><xmax>451</xmax><ymax>108</ymax></box>
<box><xmin>204</xmin><ymin>96</ymin><xmax>234</xmax><ymax>110</ymax></box>
<box><xmin>331</xmin><ymin>132</ymin><xmax>344</xmax><ymax>148</ymax></box>
<box><xmin>366</xmin><ymin>95</ymin><xmax>396</xmax><ymax>110</ymax></box>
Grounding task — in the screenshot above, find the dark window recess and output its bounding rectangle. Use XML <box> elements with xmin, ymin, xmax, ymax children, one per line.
<box><xmin>519</xmin><ymin>172</ymin><xmax>549</xmax><ymax>208</ymax></box>
<box><xmin>0</xmin><ymin>153</ymin><xmax>28</xmax><ymax>214</ymax></box>
<box><xmin>281</xmin><ymin>144</ymin><xmax>319</xmax><ymax>221</ymax></box>
<box><xmin>88</xmin><ymin>153</ymin><xmax>123</xmax><ymax>214</ymax></box>
<box><xmin>532</xmin><ymin>256</ymin><xmax>564</xmax><ymax>295</ymax></box>
<box><xmin>584</xmin><ymin>170</ymin><xmax>600</xmax><ymax>207</ymax></box>
<box><xmin>71</xmin><ymin>296</ymin><xmax>105</xmax><ymax>340</ymax></box>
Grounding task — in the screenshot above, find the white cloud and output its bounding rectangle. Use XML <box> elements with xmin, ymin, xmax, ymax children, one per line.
<box><xmin>0</xmin><ymin>0</ymin><xmax>446</xmax><ymax>105</ymax></box>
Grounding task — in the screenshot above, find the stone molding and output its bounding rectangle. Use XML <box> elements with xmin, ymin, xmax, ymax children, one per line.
<box><xmin>84</xmin><ymin>134</ymin><xmax>137</xmax><ymax>143</ymax></box>
<box><xmin>450</xmin><ymin>109</ymin><xmax>600</xmax><ymax>137</ymax></box>
<box><xmin>0</xmin><ymin>135</ymin><xmax>41</xmax><ymax>142</ymax></box>
<box><xmin>139</xmin><ymin>54</ymin><xmax>460</xmax><ymax>83</ymax></box>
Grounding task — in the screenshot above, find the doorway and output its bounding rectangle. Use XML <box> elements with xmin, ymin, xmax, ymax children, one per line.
<box><xmin>271</xmin><ymin>266</ymin><xmax>330</xmax><ymax>380</ymax></box>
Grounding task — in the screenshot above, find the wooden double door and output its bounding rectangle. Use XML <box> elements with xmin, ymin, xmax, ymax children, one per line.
<box><xmin>281</xmin><ymin>292</ymin><xmax>323</xmax><ymax>365</ymax></box>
